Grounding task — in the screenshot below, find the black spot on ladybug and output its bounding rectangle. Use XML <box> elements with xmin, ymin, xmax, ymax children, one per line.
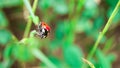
<box><xmin>39</xmin><ymin>28</ymin><xmax>49</xmax><ymax>38</ymax></box>
<box><xmin>38</xmin><ymin>27</ymin><xmax>49</xmax><ymax>38</ymax></box>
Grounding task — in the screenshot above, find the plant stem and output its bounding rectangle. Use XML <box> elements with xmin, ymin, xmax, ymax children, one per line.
<box><xmin>82</xmin><ymin>58</ymin><xmax>95</xmax><ymax>68</ymax></box>
<box><xmin>23</xmin><ymin>0</ymin><xmax>38</xmax><ymax>38</ymax></box>
<box><xmin>32</xmin><ymin>49</ymin><xmax>57</xmax><ymax>68</ymax></box>
<box><xmin>23</xmin><ymin>0</ymin><xmax>39</xmax><ymax>25</ymax></box>
<box><xmin>23</xmin><ymin>0</ymin><xmax>56</xmax><ymax>68</ymax></box>
<box><xmin>87</xmin><ymin>0</ymin><xmax>120</xmax><ymax>60</ymax></box>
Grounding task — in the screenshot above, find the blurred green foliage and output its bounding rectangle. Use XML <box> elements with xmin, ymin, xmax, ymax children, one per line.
<box><xmin>0</xmin><ymin>0</ymin><xmax>23</xmax><ymax>8</ymax></box>
<box><xmin>63</xmin><ymin>46</ymin><xmax>83</xmax><ymax>68</ymax></box>
<box><xmin>0</xmin><ymin>0</ymin><xmax>120</xmax><ymax>68</ymax></box>
<box><xmin>39</xmin><ymin>0</ymin><xmax>68</xmax><ymax>15</ymax></box>
<box><xmin>0</xmin><ymin>29</ymin><xmax>12</xmax><ymax>45</ymax></box>
<box><xmin>0</xmin><ymin>11</ymin><xmax>8</xmax><ymax>28</ymax></box>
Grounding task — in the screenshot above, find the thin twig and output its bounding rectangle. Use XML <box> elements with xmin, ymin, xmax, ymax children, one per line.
<box><xmin>87</xmin><ymin>0</ymin><xmax>120</xmax><ymax>60</ymax></box>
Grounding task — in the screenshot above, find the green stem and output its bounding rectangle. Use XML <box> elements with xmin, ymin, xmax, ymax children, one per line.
<box><xmin>23</xmin><ymin>0</ymin><xmax>38</xmax><ymax>38</ymax></box>
<box><xmin>32</xmin><ymin>49</ymin><xmax>57</xmax><ymax>68</ymax></box>
<box><xmin>87</xmin><ymin>0</ymin><xmax>120</xmax><ymax>60</ymax></box>
<box><xmin>23</xmin><ymin>0</ymin><xmax>56</xmax><ymax>67</ymax></box>
<box><xmin>82</xmin><ymin>58</ymin><xmax>95</xmax><ymax>68</ymax></box>
<box><xmin>23</xmin><ymin>0</ymin><xmax>39</xmax><ymax>25</ymax></box>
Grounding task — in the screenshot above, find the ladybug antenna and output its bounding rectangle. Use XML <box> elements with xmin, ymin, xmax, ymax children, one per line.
<box><xmin>38</xmin><ymin>22</ymin><xmax>41</xmax><ymax>29</ymax></box>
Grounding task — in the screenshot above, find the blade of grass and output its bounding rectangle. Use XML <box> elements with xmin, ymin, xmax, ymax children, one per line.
<box><xmin>82</xmin><ymin>58</ymin><xmax>95</xmax><ymax>68</ymax></box>
<box><xmin>87</xmin><ymin>0</ymin><xmax>120</xmax><ymax>60</ymax></box>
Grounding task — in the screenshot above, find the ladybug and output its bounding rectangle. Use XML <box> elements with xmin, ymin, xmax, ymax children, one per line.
<box><xmin>37</xmin><ymin>22</ymin><xmax>51</xmax><ymax>38</ymax></box>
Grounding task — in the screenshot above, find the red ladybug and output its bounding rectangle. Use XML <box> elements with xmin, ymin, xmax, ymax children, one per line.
<box><xmin>37</xmin><ymin>22</ymin><xmax>50</xmax><ymax>38</ymax></box>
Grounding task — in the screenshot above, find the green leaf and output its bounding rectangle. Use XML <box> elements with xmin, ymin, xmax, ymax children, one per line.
<box><xmin>63</xmin><ymin>45</ymin><xmax>83</xmax><ymax>68</ymax></box>
<box><xmin>103</xmin><ymin>37</ymin><xmax>114</xmax><ymax>53</ymax></box>
<box><xmin>0</xmin><ymin>10</ymin><xmax>8</xmax><ymax>28</ymax></box>
<box><xmin>96</xmin><ymin>49</ymin><xmax>111</xmax><ymax>68</ymax></box>
<box><xmin>4</xmin><ymin>43</ymin><xmax>14</xmax><ymax>59</ymax></box>
<box><xmin>0</xmin><ymin>0</ymin><xmax>23</xmax><ymax>8</ymax></box>
<box><xmin>0</xmin><ymin>29</ymin><xmax>12</xmax><ymax>45</ymax></box>
<box><xmin>3</xmin><ymin>43</ymin><xmax>16</xmax><ymax>68</ymax></box>
<box><xmin>13</xmin><ymin>44</ymin><xmax>34</xmax><ymax>62</ymax></box>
